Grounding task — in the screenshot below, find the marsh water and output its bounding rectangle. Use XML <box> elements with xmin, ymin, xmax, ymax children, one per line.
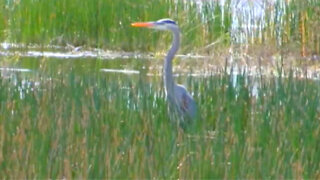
<box><xmin>1</xmin><ymin>42</ymin><xmax>320</xmax><ymax>103</ymax></box>
<box><xmin>0</xmin><ymin>44</ymin><xmax>264</xmax><ymax>103</ymax></box>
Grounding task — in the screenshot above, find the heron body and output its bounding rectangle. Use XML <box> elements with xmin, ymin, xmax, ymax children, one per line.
<box><xmin>132</xmin><ymin>19</ymin><xmax>197</xmax><ymax>123</ymax></box>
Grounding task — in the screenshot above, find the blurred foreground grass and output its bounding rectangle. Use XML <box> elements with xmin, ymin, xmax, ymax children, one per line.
<box><xmin>0</xmin><ymin>60</ymin><xmax>320</xmax><ymax>178</ymax></box>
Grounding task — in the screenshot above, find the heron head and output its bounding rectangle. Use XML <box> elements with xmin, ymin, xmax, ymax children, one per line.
<box><xmin>131</xmin><ymin>18</ymin><xmax>179</xmax><ymax>31</ymax></box>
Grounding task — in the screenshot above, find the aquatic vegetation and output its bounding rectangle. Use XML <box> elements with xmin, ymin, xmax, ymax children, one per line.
<box><xmin>0</xmin><ymin>0</ymin><xmax>320</xmax><ymax>178</ymax></box>
<box><xmin>1</xmin><ymin>0</ymin><xmax>318</xmax><ymax>55</ymax></box>
<box><xmin>0</xmin><ymin>58</ymin><xmax>320</xmax><ymax>178</ymax></box>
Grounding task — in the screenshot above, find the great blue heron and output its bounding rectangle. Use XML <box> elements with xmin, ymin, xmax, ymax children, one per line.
<box><xmin>131</xmin><ymin>19</ymin><xmax>197</xmax><ymax>124</ymax></box>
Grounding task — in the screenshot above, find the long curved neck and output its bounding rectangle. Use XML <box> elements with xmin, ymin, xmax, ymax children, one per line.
<box><xmin>164</xmin><ymin>29</ymin><xmax>180</xmax><ymax>97</ymax></box>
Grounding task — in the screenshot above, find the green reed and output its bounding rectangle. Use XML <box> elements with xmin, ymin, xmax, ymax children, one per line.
<box><xmin>0</xmin><ymin>60</ymin><xmax>319</xmax><ymax>178</ymax></box>
<box><xmin>1</xmin><ymin>0</ymin><xmax>230</xmax><ymax>52</ymax></box>
<box><xmin>1</xmin><ymin>0</ymin><xmax>319</xmax><ymax>55</ymax></box>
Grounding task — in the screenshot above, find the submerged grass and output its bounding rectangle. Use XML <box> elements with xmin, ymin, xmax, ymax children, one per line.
<box><xmin>0</xmin><ymin>60</ymin><xmax>320</xmax><ymax>178</ymax></box>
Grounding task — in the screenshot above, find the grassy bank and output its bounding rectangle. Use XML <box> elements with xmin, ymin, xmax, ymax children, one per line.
<box><xmin>0</xmin><ymin>60</ymin><xmax>320</xmax><ymax>178</ymax></box>
<box><xmin>3</xmin><ymin>0</ymin><xmax>228</xmax><ymax>52</ymax></box>
<box><xmin>1</xmin><ymin>0</ymin><xmax>318</xmax><ymax>55</ymax></box>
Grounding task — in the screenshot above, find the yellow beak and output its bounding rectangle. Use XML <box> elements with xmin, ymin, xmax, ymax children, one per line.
<box><xmin>131</xmin><ymin>22</ymin><xmax>154</xmax><ymax>28</ymax></box>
